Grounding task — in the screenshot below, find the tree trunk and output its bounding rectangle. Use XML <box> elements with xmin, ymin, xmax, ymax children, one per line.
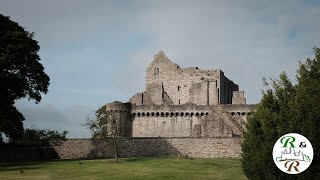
<box><xmin>113</xmin><ymin>135</ymin><xmax>119</xmax><ymax>163</ymax></box>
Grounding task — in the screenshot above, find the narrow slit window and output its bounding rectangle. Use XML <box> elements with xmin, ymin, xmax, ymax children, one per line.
<box><xmin>218</xmin><ymin>88</ymin><xmax>220</xmax><ymax>103</ymax></box>
<box><xmin>178</xmin><ymin>86</ymin><xmax>180</xmax><ymax>91</ymax></box>
<box><xmin>154</xmin><ymin>68</ymin><xmax>159</xmax><ymax>75</ymax></box>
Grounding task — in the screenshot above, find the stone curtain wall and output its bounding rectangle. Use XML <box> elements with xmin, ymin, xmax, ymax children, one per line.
<box><xmin>130</xmin><ymin>104</ymin><xmax>252</xmax><ymax>138</ymax></box>
<box><xmin>53</xmin><ymin>137</ymin><xmax>241</xmax><ymax>159</ymax></box>
<box><xmin>132</xmin><ymin>115</ymin><xmax>201</xmax><ymax>137</ymax></box>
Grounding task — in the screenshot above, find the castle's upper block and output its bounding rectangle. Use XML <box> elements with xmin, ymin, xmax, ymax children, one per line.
<box><xmin>130</xmin><ymin>51</ymin><xmax>246</xmax><ymax>106</ymax></box>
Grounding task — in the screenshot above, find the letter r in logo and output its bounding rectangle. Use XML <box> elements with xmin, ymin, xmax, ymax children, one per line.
<box><xmin>280</xmin><ymin>136</ymin><xmax>296</xmax><ymax>148</ymax></box>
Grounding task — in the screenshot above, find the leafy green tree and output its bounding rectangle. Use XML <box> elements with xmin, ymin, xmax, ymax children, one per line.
<box><xmin>13</xmin><ymin>128</ymin><xmax>68</xmax><ymax>147</ymax></box>
<box><xmin>85</xmin><ymin>105</ymin><xmax>124</xmax><ymax>163</ymax></box>
<box><xmin>242</xmin><ymin>47</ymin><xmax>320</xmax><ymax>179</ymax></box>
<box><xmin>0</xmin><ymin>14</ymin><xmax>50</xmax><ymax>140</ymax></box>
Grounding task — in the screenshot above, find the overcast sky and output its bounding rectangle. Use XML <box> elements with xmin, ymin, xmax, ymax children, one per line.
<box><xmin>1</xmin><ymin>0</ymin><xmax>319</xmax><ymax>138</ymax></box>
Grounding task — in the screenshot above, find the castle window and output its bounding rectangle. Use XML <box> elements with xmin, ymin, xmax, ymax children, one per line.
<box><xmin>141</xmin><ymin>93</ymin><xmax>144</xmax><ymax>104</ymax></box>
<box><xmin>154</xmin><ymin>68</ymin><xmax>159</xmax><ymax>75</ymax></box>
<box><xmin>218</xmin><ymin>88</ymin><xmax>220</xmax><ymax>103</ymax></box>
<box><xmin>178</xmin><ymin>86</ymin><xmax>180</xmax><ymax>91</ymax></box>
<box><xmin>179</xmin><ymin>100</ymin><xmax>181</xmax><ymax>104</ymax></box>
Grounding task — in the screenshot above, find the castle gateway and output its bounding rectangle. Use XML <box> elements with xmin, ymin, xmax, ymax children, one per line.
<box><xmin>106</xmin><ymin>51</ymin><xmax>255</xmax><ymax>138</ymax></box>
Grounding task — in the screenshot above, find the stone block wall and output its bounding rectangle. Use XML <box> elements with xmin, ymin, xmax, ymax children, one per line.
<box><xmin>143</xmin><ymin>51</ymin><xmax>243</xmax><ymax>107</ymax></box>
<box><xmin>132</xmin><ymin>115</ymin><xmax>201</xmax><ymax>137</ymax></box>
<box><xmin>232</xmin><ymin>91</ymin><xmax>246</xmax><ymax>105</ymax></box>
<box><xmin>219</xmin><ymin>72</ymin><xmax>239</xmax><ymax>104</ymax></box>
<box><xmin>53</xmin><ymin>137</ymin><xmax>242</xmax><ymax>159</ymax></box>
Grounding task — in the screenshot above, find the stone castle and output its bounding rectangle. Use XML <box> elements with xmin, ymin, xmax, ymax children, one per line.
<box><xmin>1</xmin><ymin>51</ymin><xmax>257</xmax><ymax>161</ymax></box>
<box><xmin>106</xmin><ymin>51</ymin><xmax>254</xmax><ymax>138</ymax></box>
<box><xmin>1</xmin><ymin>51</ymin><xmax>256</xmax><ymax>161</ymax></box>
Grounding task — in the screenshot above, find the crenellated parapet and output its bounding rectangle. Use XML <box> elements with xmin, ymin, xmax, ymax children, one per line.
<box><xmin>104</xmin><ymin>101</ymin><xmax>254</xmax><ymax>138</ymax></box>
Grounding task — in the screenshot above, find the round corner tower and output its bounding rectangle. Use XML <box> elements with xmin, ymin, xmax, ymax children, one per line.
<box><xmin>105</xmin><ymin>101</ymin><xmax>133</xmax><ymax>137</ymax></box>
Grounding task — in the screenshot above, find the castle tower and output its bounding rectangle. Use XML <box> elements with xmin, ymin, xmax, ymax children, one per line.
<box><xmin>143</xmin><ymin>51</ymin><xmax>243</xmax><ymax>105</ymax></box>
<box><xmin>105</xmin><ymin>101</ymin><xmax>132</xmax><ymax>137</ymax></box>
<box><xmin>105</xmin><ymin>51</ymin><xmax>254</xmax><ymax>138</ymax></box>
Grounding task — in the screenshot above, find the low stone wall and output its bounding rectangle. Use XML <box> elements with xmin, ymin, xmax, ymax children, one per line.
<box><xmin>54</xmin><ymin>137</ymin><xmax>241</xmax><ymax>159</ymax></box>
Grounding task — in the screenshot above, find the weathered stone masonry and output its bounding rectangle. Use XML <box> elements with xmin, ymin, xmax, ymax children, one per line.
<box><xmin>55</xmin><ymin>51</ymin><xmax>255</xmax><ymax>160</ymax></box>
<box><xmin>54</xmin><ymin>137</ymin><xmax>242</xmax><ymax>159</ymax></box>
<box><xmin>107</xmin><ymin>51</ymin><xmax>254</xmax><ymax>138</ymax></box>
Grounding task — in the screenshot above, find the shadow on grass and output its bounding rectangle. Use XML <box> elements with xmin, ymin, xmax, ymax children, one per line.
<box><xmin>0</xmin><ymin>165</ymin><xmax>42</xmax><ymax>172</ymax></box>
<box><xmin>0</xmin><ymin>160</ymin><xmax>54</xmax><ymax>171</ymax></box>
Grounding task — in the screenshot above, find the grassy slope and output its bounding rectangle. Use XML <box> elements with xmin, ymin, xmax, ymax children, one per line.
<box><xmin>0</xmin><ymin>158</ymin><xmax>247</xmax><ymax>180</ymax></box>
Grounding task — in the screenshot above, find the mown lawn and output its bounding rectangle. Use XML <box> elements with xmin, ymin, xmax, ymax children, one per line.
<box><xmin>0</xmin><ymin>157</ymin><xmax>247</xmax><ymax>179</ymax></box>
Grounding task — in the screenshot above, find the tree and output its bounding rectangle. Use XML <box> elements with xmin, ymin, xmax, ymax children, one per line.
<box><xmin>241</xmin><ymin>47</ymin><xmax>320</xmax><ymax>179</ymax></box>
<box><xmin>13</xmin><ymin>128</ymin><xmax>68</xmax><ymax>147</ymax></box>
<box><xmin>85</xmin><ymin>105</ymin><xmax>124</xmax><ymax>163</ymax></box>
<box><xmin>0</xmin><ymin>14</ymin><xmax>50</xmax><ymax>140</ymax></box>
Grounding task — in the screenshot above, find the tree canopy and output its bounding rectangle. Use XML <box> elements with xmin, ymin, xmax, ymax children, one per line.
<box><xmin>12</xmin><ymin>128</ymin><xmax>68</xmax><ymax>147</ymax></box>
<box><xmin>85</xmin><ymin>105</ymin><xmax>123</xmax><ymax>139</ymax></box>
<box><xmin>85</xmin><ymin>105</ymin><xmax>125</xmax><ymax>163</ymax></box>
<box><xmin>241</xmin><ymin>47</ymin><xmax>320</xmax><ymax>179</ymax></box>
<box><xmin>0</xmin><ymin>14</ymin><xmax>50</xmax><ymax>140</ymax></box>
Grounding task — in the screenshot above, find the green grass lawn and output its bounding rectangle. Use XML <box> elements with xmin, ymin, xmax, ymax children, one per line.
<box><xmin>0</xmin><ymin>157</ymin><xmax>247</xmax><ymax>180</ymax></box>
